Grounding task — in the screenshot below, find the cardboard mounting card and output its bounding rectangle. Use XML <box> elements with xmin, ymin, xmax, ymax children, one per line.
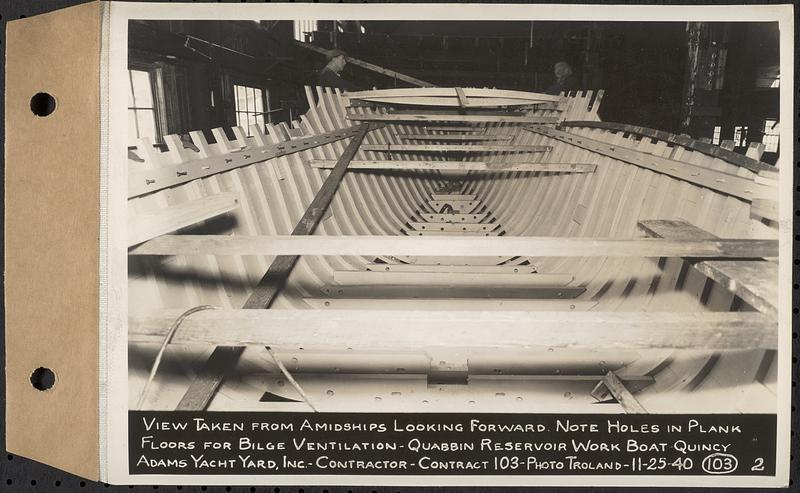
<box><xmin>4</xmin><ymin>1</ymin><xmax>794</xmax><ymax>487</ymax></box>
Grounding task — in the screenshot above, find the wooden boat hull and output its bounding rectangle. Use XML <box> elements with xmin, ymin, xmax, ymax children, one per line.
<box><xmin>128</xmin><ymin>87</ymin><xmax>778</xmax><ymax>413</ymax></box>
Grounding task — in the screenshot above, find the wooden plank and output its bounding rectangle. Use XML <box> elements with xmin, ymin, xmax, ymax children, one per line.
<box><xmin>455</xmin><ymin>87</ymin><xmax>469</xmax><ymax>108</ymax></box>
<box><xmin>174</xmin><ymin>346</ymin><xmax>245</xmax><ymax>411</ymax></box>
<box><xmin>317</xmin><ymin>285</ymin><xmax>584</xmax><ymax>299</ymax></box>
<box><xmin>408</xmin><ymin>221</ymin><xmax>495</xmax><ymax>232</ymax></box>
<box><xmin>346</xmin><ymin>87</ymin><xmax>562</xmax><ymax>102</ymax></box>
<box><xmin>129</xmin><ymin>309</ymin><xmax>778</xmax><ymax>350</ymax></box>
<box><xmin>428</xmin><ymin>199</ymin><xmax>480</xmax><ymax>213</ymax></box>
<box><xmin>592</xmin><ymin>371</ymin><xmax>648</xmax><ymax>413</ymax></box>
<box><xmin>638</xmin><ymin>219</ymin><xmax>777</xmax><ymax>317</ymax></box>
<box><xmin>303</xmin><ymin>298</ymin><xmax>597</xmax><ymax>311</ymax></box>
<box><xmin>350</xmin><ymin>113</ymin><xmax>560</xmax><ymax>124</ymax></box>
<box><xmin>361</xmin><ymin>144</ymin><xmax>551</xmax><ymax>153</ymax></box>
<box><xmin>559</xmin><ymin>121</ymin><xmax>774</xmax><ymax>174</ymax></box>
<box><xmin>352</xmin><ymin>96</ymin><xmax>545</xmax><ymax>108</ymax></box>
<box><xmin>130</xmin><ymin>234</ymin><xmax>779</xmax><ymax>258</ymax></box>
<box><xmin>420</xmin><ymin>212</ymin><xmax>488</xmax><ymax>223</ymax></box>
<box><xmin>407</xmin><ymin>230</ymin><xmax>501</xmax><ymax>236</ymax></box>
<box><xmin>397</xmin><ymin>134</ymin><xmax>512</xmax><ymax>141</ymax></box>
<box><xmin>364</xmin><ymin>263</ymin><xmax>536</xmax><ymax>274</ymax></box>
<box><xmin>295</xmin><ymin>41</ymin><xmax>434</xmax><ymax>87</ymax></box>
<box><xmin>128</xmin><ymin>193</ymin><xmax>239</xmax><ymax>246</ymax></box>
<box><xmin>332</xmin><ymin>270</ymin><xmax>574</xmax><ymax>287</ymax></box>
<box><xmin>128</xmin><ymin>124</ymin><xmax>370</xmax><ymax>198</ymax></box>
<box><xmin>309</xmin><ymin>160</ymin><xmax>594</xmax><ymax>173</ymax></box>
<box><xmin>429</xmin><ymin>193</ymin><xmax>477</xmax><ymax>200</ymax></box>
<box><xmin>751</xmin><ymin>198</ymin><xmax>778</xmax><ymax>222</ymax></box>
<box><xmin>694</xmin><ymin>260</ymin><xmax>778</xmax><ymax>318</ymax></box>
<box><xmin>527</xmin><ymin>126</ymin><xmax>773</xmax><ymax>202</ymax></box>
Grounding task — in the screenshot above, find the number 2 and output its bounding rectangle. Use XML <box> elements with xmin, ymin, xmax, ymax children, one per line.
<box><xmin>751</xmin><ymin>458</ymin><xmax>765</xmax><ymax>472</ymax></box>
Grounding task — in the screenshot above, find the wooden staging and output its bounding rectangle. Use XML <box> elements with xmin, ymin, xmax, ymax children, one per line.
<box><xmin>127</xmin><ymin>86</ymin><xmax>780</xmax><ymax>415</ymax></box>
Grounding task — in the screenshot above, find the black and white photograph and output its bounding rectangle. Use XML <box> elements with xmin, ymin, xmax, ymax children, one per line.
<box><xmin>108</xmin><ymin>3</ymin><xmax>792</xmax><ymax>486</ymax></box>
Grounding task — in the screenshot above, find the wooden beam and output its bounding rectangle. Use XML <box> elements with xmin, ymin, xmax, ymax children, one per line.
<box><xmin>130</xmin><ymin>235</ymin><xmax>778</xmax><ymax>258</ymax></box>
<box><xmin>317</xmin><ymin>285</ymin><xmax>585</xmax><ymax>300</ymax></box>
<box><xmin>408</xmin><ymin>221</ymin><xmax>495</xmax><ymax>232</ymax></box>
<box><xmin>751</xmin><ymin>198</ymin><xmax>779</xmax><ymax>222</ymax></box>
<box><xmin>128</xmin><ymin>124</ymin><xmax>370</xmax><ymax>198</ymax></box>
<box><xmin>295</xmin><ymin>41</ymin><xmax>435</xmax><ymax>87</ymax></box>
<box><xmin>361</xmin><ymin>144</ymin><xmax>551</xmax><ymax>153</ymax></box>
<box><xmin>560</xmin><ymin>121</ymin><xmax>774</xmax><ymax>174</ymax></box>
<box><xmin>303</xmin><ymin>298</ymin><xmax>596</xmax><ymax>311</ymax></box>
<box><xmin>332</xmin><ymin>270</ymin><xmax>573</xmax><ymax>287</ymax></box>
<box><xmin>308</xmin><ymin>160</ymin><xmax>594</xmax><ymax>173</ymax></box>
<box><xmin>129</xmin><ymin>309</ymin><xmax>777</xmax><ymax>350</ymax></box>
<box><xmin>364</xmin><ymin>263</ymin><xmax>536</xmax><ymax>274</ymax></box>
<box><xmin>428</xmin><ymin>199</ymin><xmax>479</xmax><ymax>213</ymax></box>
<box><xmin>526</xmin><ymin>126</ymin><xmax>774</xmax><ymax>202</ymax></box>
<box><xmin>429</xmin><ymin>193</ymin><xmax>477</xmax><ymax>200</ymax></box>
<box><xmin>128</xmin><ymin>193</ymin><xmax>238</xmax><ymax>247</ymax></box>
<box><xmin>346</xmin><ymin>88</ymin><xmax>562</xmax><ymax>102</ymax></box>
<box><xmin>420</xmin><ymin>212</ymin><xmax>489</xmax><ymax>223</ymax></box>
<box><xmin>397</xmin><ymin>134</ymin><xmax>512</xmax><ymax>141</ymax></box>
<box><xmin>350</xmin><ymin>113</ymin><xmax>560</xmax><ymax>124</ymax></box>
<box><xmin>638</xmin><ymin>220</ymin><xmax>777</xmax><ymax>318</ymax></box>
<box><xmin>176</xmin><ymin>124</ymin><xmax>372</xmax><ymax>411</ymax></box>
<box><xmin>591</xmin><ymin>371</ymin><xmax>648</xmax><ymax>413</ymax></box>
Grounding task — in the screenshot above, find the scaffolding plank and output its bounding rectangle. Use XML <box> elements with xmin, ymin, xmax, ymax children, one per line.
<box><xmin>309</xmin><ymin>160</ymin><xmax>594</xmax><ymax>173</ymax></box>
<box><xmin>131</xmin><ymin>235</ymin><xmax>779</xmax><ymax>258</ymax></box>
<box><xmin>130</xmin><ymin>309</ymin><xmax>777</xmax><ymax>350</ymax></box>
<box><xmin>332</xmin><ymin>270</ymin><xmax>573</xmax><ymax>287</ymax></box>
<box><xmin>362</xmin><ymin>144</ymin><xmax>551</xmax><ymax>153</ymax></box>
<box><xmin>128</xmin><ymin>193</ymin><xmax>239</xmax><ymax>247</ymax></box>
<box><xmin>638</xmin><ymin>219</ymin><xmax>777</xmax><ymax>317</ymax></box>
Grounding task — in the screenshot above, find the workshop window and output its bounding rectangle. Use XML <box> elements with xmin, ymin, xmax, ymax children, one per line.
<box><xmin>293</xmin><ymin>20</ymin><xmax>318</xmax><ymax>42</ymax></box>
<box><xmin>711</xmin><ymin>126</ymin><xmax>722</xmax><ymax>145</ymax></box>
<box><xmin>234</xmin><ymin>84</ymin><xmax>267</xmax><ymax>132</ymax></box>
<box><xmin>733</xmin><ymin>125</ymin><xmax>748</xmax><ymax>147</ymax></box>
<box><xmin>127</xmin><ymin>69</ymin><xmax>161</xmax><ymax>142</ymax></box>
<box><xmin>762</xmin><ymin>119</ymin><xmax>780</xmax><ymax>153</ymax></box>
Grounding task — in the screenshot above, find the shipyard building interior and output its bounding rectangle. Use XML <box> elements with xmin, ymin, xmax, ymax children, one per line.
<box><xmin>127</xmin><ymin>20</ymin><xmax>782</xmax><ymax>414</ymax></box>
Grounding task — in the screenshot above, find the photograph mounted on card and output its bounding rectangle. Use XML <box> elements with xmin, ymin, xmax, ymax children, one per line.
<box><xmin>4</xmin><ymin>1</ymin><xmax>793</xmax><ymax>487</ymax></box>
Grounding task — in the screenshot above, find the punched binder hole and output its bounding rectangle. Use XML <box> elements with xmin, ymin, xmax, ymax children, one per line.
<box><xmin>29</xmin><ymin>367</ymin><xmax>55</xmax><ymax>391</ymax></box>
<box><xmin>30</xmin><ymin>92</ymin><xmax>56</xmax><ymax>117</ymax></box>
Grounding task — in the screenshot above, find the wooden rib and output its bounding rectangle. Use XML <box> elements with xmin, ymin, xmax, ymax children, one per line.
<box><xmin>560</xmin><ymin>120</ymin><xmax>774</xmax><ymax>174</ymax></box>
<box><xmin>129</xmin><ymin>309</ymin><xmax>777</xmax><ymax>350</ymax></box>
<box><xmin>128</xmin><ymin>124</ymin><xmax>370</xmax><ymax>198</ymax></box>
<box><xmin>349</xmin><ymin>113</ymin><xmax>560</xmax><ymax>124</ymax></box>
<box><xmin>128</xmin><ymin>193</ymin><xmax>239</xmax><ymax>247</ymax></box>
<box><xmin>397</xmin><ymin>134</ymin><xmax>512</xmax><ymax>141</ymax></box>
<box><xmin>332</xmin><ymin>270</ymin><xmax>573</xmax><ymax>287</ymax></box>
<box><xmin>638</xmin><ymin>219</ymin><xmax>777</xmax><ymax>318</ymax></box>
<box><xmin>309</xmin><ymin>160</ymin><xmax>594</xmax><ymax>173</ymax></box>
<box><xmin>130</xmin><ymin>235</ymin><xmax>778</xmax><ymax>258</ymax></box>
<box><xmin>295</xmin><ymin>41</ymin><xmax>434</xmax><ymax>87</ymax></box>
<box><xmin>592</xmin><ymin>371</ymin><xmax>648</xmax><ymax>413</ymax></box>
<box><xmin>527</xmin><ymin>126</ymin><xmax>774</xmax><ymax>202</ymax></box>
<box><xmin>361</xmin><ymin>144</ymin><xmax>551</xmax><ymax>153</ymax></box>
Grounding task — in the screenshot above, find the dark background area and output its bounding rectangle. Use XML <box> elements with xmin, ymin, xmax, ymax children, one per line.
<box><xmin>1</xmin><ymin>0</ymin><xmax>797</xmax><ymax>492</ymax></box>
<box><xmin>127</xmin><ymin>17</ymin><xmax>780</xmax><ymax>163</ymax></box>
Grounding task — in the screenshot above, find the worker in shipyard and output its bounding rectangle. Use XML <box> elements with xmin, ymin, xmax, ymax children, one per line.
<box><xmin>545</xmin><ymin>61</ymin><xmax>578</xmax><ymax>95</ymax></box>
<box><xmin>317</xmin><ymin>50</ymin><xmax>362</xmax><ymax>91</ymax></box>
